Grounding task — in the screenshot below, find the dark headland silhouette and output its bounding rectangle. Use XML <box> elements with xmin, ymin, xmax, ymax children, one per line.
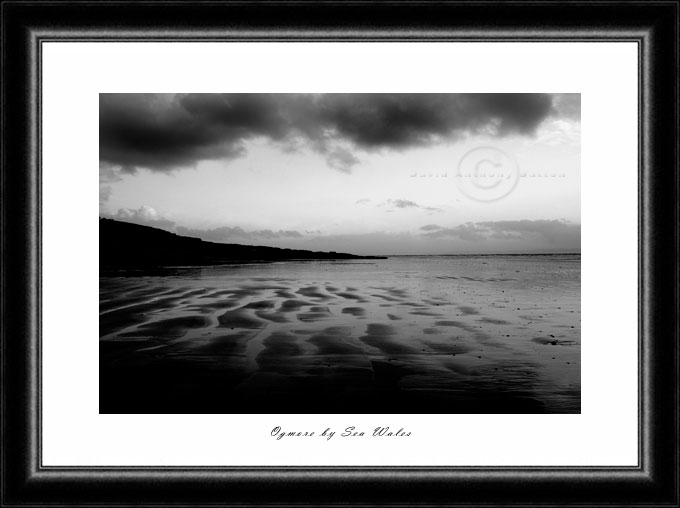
<box><xmin>100</xmin><ymin>218</ymin><xmax>386</xmax><ymax>270</ymax></box>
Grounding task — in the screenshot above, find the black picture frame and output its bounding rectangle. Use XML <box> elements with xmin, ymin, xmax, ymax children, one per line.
<box><xmin>2</xmin><ymin>1</ymin><xmax>678</xmax><ymax>505</ymax></box>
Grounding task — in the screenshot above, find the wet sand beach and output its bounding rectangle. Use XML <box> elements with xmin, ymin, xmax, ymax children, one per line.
<box><xmin>100</xmin><ymin>255</ymin><xmax>580</xmax><ymax>414</ymax></box>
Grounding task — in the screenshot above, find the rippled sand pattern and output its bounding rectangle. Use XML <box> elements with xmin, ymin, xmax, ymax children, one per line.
<box><xmin>100</xmin><ymin>256</ymin><xmax>580</xmax><ymax>413</ymax></box>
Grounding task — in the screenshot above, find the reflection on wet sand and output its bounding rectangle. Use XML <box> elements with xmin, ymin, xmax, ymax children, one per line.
<box><xmin>100</xmin><ymin>255</ymin><xmax>580</xmax><ymax>414</ymax></box>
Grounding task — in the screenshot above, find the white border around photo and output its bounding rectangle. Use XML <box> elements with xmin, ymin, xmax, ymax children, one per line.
<box><xmin>41</xmin><ymin>42</ymin><xmax>638</xmax><ymax>466</ymax></box>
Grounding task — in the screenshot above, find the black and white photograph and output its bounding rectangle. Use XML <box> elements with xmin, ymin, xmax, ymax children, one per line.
<box><xmin>5</xmin><ymin>1</ymin><xmax>680</xmax><ymax>503</ymax></box>
<box><xmin>99</xmin><ymin>93</ymin><xmax>581</xmax><ymax>414</ymax></box>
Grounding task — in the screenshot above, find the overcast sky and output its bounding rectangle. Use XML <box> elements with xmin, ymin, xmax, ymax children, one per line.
<box><xmin>100</xmin><ymin>93</ymin><xmax>580</xmax><ymax>255</ymax></box>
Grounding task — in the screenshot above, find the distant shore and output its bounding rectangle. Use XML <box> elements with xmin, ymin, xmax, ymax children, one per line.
<box><xmin>100</xmin><ymin>218</ymin><xmax>386</xmax><ymax>271</ymax></box>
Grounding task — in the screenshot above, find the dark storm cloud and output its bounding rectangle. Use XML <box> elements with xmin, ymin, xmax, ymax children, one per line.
<box><xmin>99</xmin><ymin>94</ymin><xmax>284</xmax><ymax>173</ymax></box>
<box><xmin>421</xmin><ymin>219</ymin><xmax>580</xmax><ymax>244</ymax></box>
<box><xmin>317</xmin><ymin>93</ymin><xmax>553</xmax><ymax>150</ymax></box>
<box><xmin>100</xmin><ymin>93</ymin><xmax>562</xmax><ymax>173</ymax></box>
